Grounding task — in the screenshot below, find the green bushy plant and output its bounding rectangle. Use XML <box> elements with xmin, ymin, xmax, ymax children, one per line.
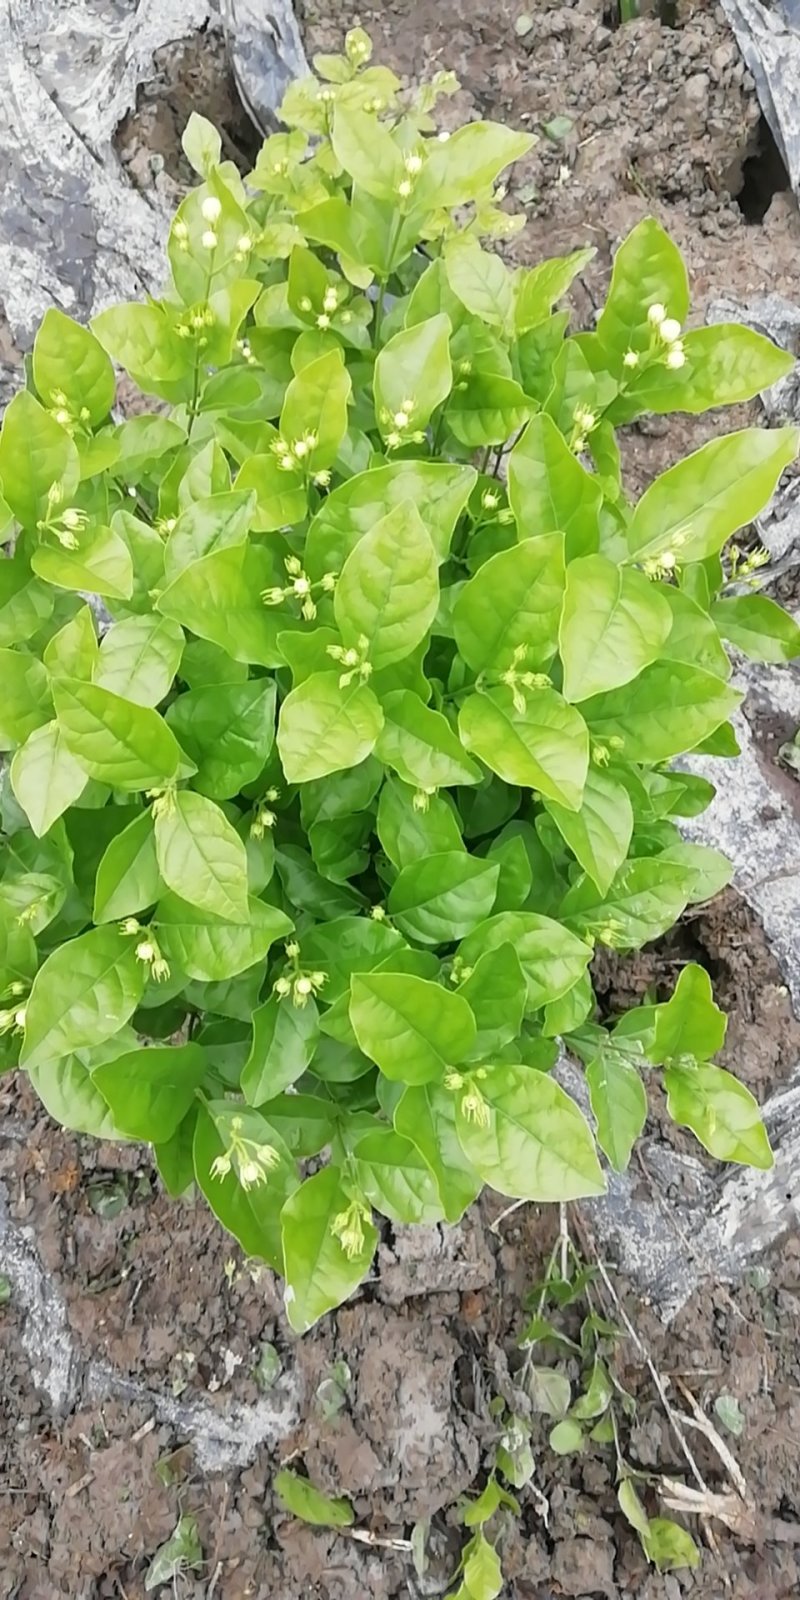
<box><xmin>1</xmin><ymin>30</ymin><xmax>798</xmax><ymax>1331</ymax></box>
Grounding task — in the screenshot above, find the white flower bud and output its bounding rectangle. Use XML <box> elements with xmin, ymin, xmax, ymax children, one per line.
<box><xmin>622</xmin><ymin>349</ymin><xmax>639</xmax><ymax>368</ymax></box>
<box><xmin>665</xmin><ymin>345</ymin><xmax>686</xmax><ymax>370</ymax></box>
<box><xmin>201</xmin><ymin>196</ymin><xmax>222</xmax><ymax>223</ymax></box>
<box><xmin>397</xmin><ymin>178</ymin><xmax>413</xmax><ymax>199</ymax></box>
<box><xmin>659</xmin><ymin>317</ymin><xmax>682</xmax><ymax>344</ymax></box>
<box><xmin>201</xmin><ymin>229</ymin><xmax>218</xmax><ymax>250</ymax></box>
<box><xmin>647</xmin><ymin>302</ymin><xmax>666</xmax><ymax>326</ymax></box>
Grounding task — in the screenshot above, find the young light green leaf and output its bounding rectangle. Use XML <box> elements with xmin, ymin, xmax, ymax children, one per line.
<box><xmin>241</xmin><ymin>995</ymin><xmax>320</xmax><ymax>1104</ymax></box>
<box><xmin>93</xmin><ymin>615</ymin><xmax>184</xmax><ymax>707</ymax></box>
<box><xmin>331</xmin><ymin>105</ymin><xmax>405</xmax><ymax>200</ymax></box>
<box><xmin>193</xmin><ymin>1102</ymin><xmax>297</xmax><ymax>1272</ymax></box>
<box><xmin>596</xmin><ymin>217</ymin><xmax>689</xmax><ymax>373</ymax></box>
<box><xmin>462</xmin><ymin>1532</ymin><xmax>503</xmax><ymax>1600</ymax></box>
<box><xmin>586</xmin><ymin>1049</ymin><xmax>647</xmax><ymax>1172</ymax></box>
<box><xmin>334</xmin><ymin>502</ymin><xmax>439</xmax><ymax>669</ymax></box>
<box><xmin>93</xmin><ymin>1043</ymin><xmax>208</xmax><ymax>1141</ymax></box>
<box><xmin>0</xmin><ymin>649</ymin><xmax>53</xmax><ymax>750</ymax></box>
<box><xmin>277</xmin><ymin>671</ymin><xmax>384</xmax><ymax>783</ymax></box>
<box><xmin>166</xmin><ymin>679</ymin><xmax>276</xmax><ymax>799</ymax></box>
<box><xmin>374</xmin><ymin>314</ymin><xmax>452</xmax><ymax>440</ymax></box>
<box><xmin>33</xmin><ymin>308</ymin><xmax>115</xmax><ymax>426</ymax></box>
<box><xmin>619</xmin><ymin>323</ymin><xmax>794</xmax><ymax>417</ymax></box>
<box><xmin>454</xmin><ymin>1063</ymin><xmax>605</xmax><ymax>1201</ymax></box>
<box><xmin>545</xmin><ymin>765</ymin><xmax>633</xmax><ymax>895</ymax></box>
<box><xmin>93</xmin><ymin>808</ymin><xmax>163</xmax><ymax>923</ymax></box>
<box><xmin>274</xmin><ymin>1468</ymin><xmax>354</xmax><ymax>1529</ymax></box>
<box><xmin>559</xmin><ymin>554</ymin><xmax>673</xmax><ymax>702</ymax></box>
<box><xmin>711</xmin><ymin>594</ymin><xmax>800</xmax><ymax>663</ymax></box>
<box><xmin>350</xmin><ymin>971</ymin><xmax>476</xmax><ymax>1083</ymax></box>
<box><xmin>32</xmin><ymin>524</ymin><xmax>134</xmax><ymax>601</ymax></box>
<box><xmin>353</xmin><ymin>1127</ymin><xmax>445</xmax><ymax>1224</ymax></box>
<box><xmin>154</xmin><ymin>790</ymin><xmax>249</xmax><ymax>922</ymax></box>
<box><xmin>459</xmin><ymin>685</ymin><xmax>589</xmax><ymax>811</ymax></box>
<box><xmin>163</xmin><ymin>491</ymin><xmax>255</xmax><ymax>580</ymax></box>
<box><xmin>626</xmin><ymin>428</ymin><xmax>799</xmax><ymax>564</ymax></box>
<box><xmin>279</xmin><ymin>348</ymin><xmax>351</xmax><ymax>470</ymax></box>
<box><xmin>652</xmin><ymin>962</ymin><xmax>727</xmax><ymax>1063</ymax></box>
<box><xmin>156</xmin><ymin>893</ymin><xmax>291</xmax><ymax>982</ymax></box>
<box><xmin>394</xmin><ymin>1082</ymin><xmax>481</xmax><ymax>1222</ymax></box>
<box><xmin>10</xmin><ymin>722</ymin><xmax>87</xmax><ymax>837</ymax></box>
<box><xmin>643</xmin><ymin>1519</ymin><xmax>700</xmax><ymax>1574</ymax></box>
<box><xmin>43</xmin><ymin>604</ymin><xmax>98</xmax><ymax>680</ymax></box>
<box><xmin>387</xmin><ymin>852</ymin><xmax>500</xmax><ymax>944</ymax></box>
<box><xmin>444</xmin><ymin>237</ymin><xmax>515</xmax><ymax>331</ymax></box>
<box><xmin>304</xmin><ymin>459</ymin><xmax>475</xmax><ymax>572</ymax></box>
<box><xmin>508</xmin><ymin>411</ymin><xmax>602</xmax><ymax>557</ymax></box>
<box><xmin>53</xmin><ymin>677</ymin><xmax>183</xmax><ymax>790</ymax></box>
<box><xmin>454</xmin><ymin>533</ymin><xmax>565</xmax><ymax>673</ymax></box>
<box><xmin>515</xmin><ymin>247</ymin><xmax>595</xmax><ymax>334</ymax></box>
<box><xmin>0</xmin><ymin>390</ymin><xmax>80</xmax><ymax>529</ymax></box>
<box><xmin>28</xmin><ymin>1035</ymin><xmax>137</xmax><ymax>1140</ymax></box>
<box><xmin>376</xmin><ymin>777</ymin><xmax>464</xmax><ymax>868</ymax></box>
<box><xmin>458</xmin><ymin>910</ymin><xmax>592</xmax><ymax>1011</ymax></box>
<box><xmin>376</xmin><ymin>692</ymin><xmax>481</xmax><ymax>791</ymax></box>
<box><xmin>181</xmin><ymin>111</ymin><xmax>222</xmax><ymax>176</ymax></box>
<box><xmin>581</xmin><ymin>661</ymin><xmax>740</xmax><ymax>762</ymax></box>
<box><xmin>457</xmin><ymin>943</ymin><xmax>527</xmax><ymax>1054</ymax></box>
<box><xmin>666</xmin><ymin>1062</ymin><xmax>773</xmax><ymax>1168</ymax></box>
<box><xmin>447</xmin><ymin>372</ymin><xmax>532</xmax><ymax>448</ymax></box>
<box><xmin>417</xmin><ymin>121</ymin><xmax>534</xmax><ymax>209</ymax></box>
<box><xmin>157</xmin><ymin>542</ymin><xmax>287</xmax><ymax>668</ymax></box>
<box><xmin>561</xmin><ymin>856</ymin><xmax>695</xmax><ymax>948</ymax></box>
<box><xmin>20</xmin><ymin>927</ymin><xmax>146</xmax><ymax>1070</ymax></box>
<box><xmin>280</xmin><ymin>1164</ymin><xmax>377</xmax><ymax>1332</ymax></box>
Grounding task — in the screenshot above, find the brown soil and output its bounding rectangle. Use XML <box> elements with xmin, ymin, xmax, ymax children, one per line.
<box><xmin>5</xmin><ymin>3</ymin><xmax>800</xmax><ymax>1597</ymax></box>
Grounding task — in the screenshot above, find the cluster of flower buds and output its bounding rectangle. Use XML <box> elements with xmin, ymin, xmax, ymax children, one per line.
<box><xmin>270</xmin><ymin>431</ymin><xmax>319</xmax><ymax>474</ymax></box>
<box><xmin>327</xmin><ymin>633</ymin><xmax>373</xmax><ymax>688</ymax></box>
<box><xmin>412</xmin><ymin>786</ymin><xmax>437</xmax><ymax>812</ymax></box>
<box><xmin>210</xmin><ymin>1115</ymin><xmax>281</xmax><ymax>1190</ymax></box>
<box><xmin>37</xmin><ymin>502</ymin><xmax>90</xmax><ymax>549</ymax></box>
<box><xmin>641</xmin><ymin>526</ymin><xmax>689</xmax><ymax>581</ymax></box>
<box><xmin>499</xmin><ymin>644</ymin><xmax>550</xmax><ymax>714</ymax></box>
<box><xmin>262</xmin><ymin>555</ymin><xmax>335</xmax><ymax>622</ymax></box>
<box><xmin>120</xmin><ymin>918</ymin><xmax>170</xmax><ymax>982</ymax></box>
<box><xmin>397</xmin><ymin>149</ymin><xmax>424</xmax><ymax>201</ymax></box>
<box><xmin>273</xmin><ymin>966</ymin><xmax>328</xmax><ymax>1008</ymax></box>
<box><xmin>331</xmin><ymin>1195</ymin><xmax>372</xmax><ymax>1260</ymax></box>
<box><xmin>570</xmin><ymin>403</ymin><xmax>598</xmax><ymax>456</ymax></box>
<box><xmin>250</xmin><ymin>788</ymin><xmax>281</xmax><ymax>839</ymax></box>
<box><xmin>0</xmin><ymin>994</ymin><xmax>27</xmax><ymax>1036</ymax></box>
<box><xmin>591</xmin><ymin>735</ymin><xmax>625</xmax><ymax>766</ymax></box>
<box><xmin>444</xmin><ymin>1069</ymin><xmax>490</xmax><ymax>1127</ymax></box>
<box><xmin>298</xmin><ymin>283</ymin><xmax>343</xmax><ymax>331</ymax></box>
<box><xmin>647</xmin><ymin>302</ymin><xmax>685</xmax><ymax>368</ymax></box>
<box><xmin>48</xmin><ymin>388</ymin><xmax>91</xmax><ymax>434</ymax></box>
<box><xmin>381</xmin><ymin>395</ymin><xmax>426</xmax><ymax>451</ymax></box>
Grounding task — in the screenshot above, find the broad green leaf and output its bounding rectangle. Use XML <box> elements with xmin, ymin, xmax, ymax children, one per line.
<box><xmin>32</xmin><ymin>524</ymin><xmax>134</xmax><ymax>601</ymax></box>
<box><xmin>0</xmin><ymin>913</ymin><xmax>38</xmax><ymax>994</ymax></box>
<box><xmin>157</xmin><ymin>543</ymin><xmax>287</xmax><ymax>668</ymax></box>
<box><xmin>279</xmin><ymin>348</ymin><xmax>351</xmax><ymax>471</ymax></box>
<box><xmin>652</xmin><ymin>963</ymin><xmax>726</xmax><ymax>1063</ymax></box>
<box><xmin>508</xmin><ymin>412</ymin><xmax>602</xmax><ymax>557</ymax></box>
<box><xmin>241</xmin><ymin>995</ymin><xmax>319</xmax><ymax>1104</ymax></box>
<box><xmin>93</xmin><ymin>1043</ymin><xmax>208</xmax><ymax>1140</ymax></box>
<box><xmin>515</xmin><ymin>247</ymin><xmax>595</xmax><ymax>334</ymax></box>
<box><xmin>278</xmin><ymin>671</ymin><xmax>384</xmax><ymax>783</ymax></box>
<box><xmin>376</xmin><ymin>777</ymin><xmax>464</xmax><ymax>868</ymax></box>
<box><xmin>596</xmin><ymin>217</ymin><xmax>689</xmax><ymax>373</ymax></box>
<box><xmin>10</xmin><ymin>722</ymin><xmax>87</xmax><ymax>837</ymax></box>
<box><xmin>559</xmin><ymin>554</ymin><xmax>672</xmax><ymax>702</ymax></box>
<box><xmin>274</xmin><ymin>1468</ymin><xmax>354</xmax><ymax>1530</ymax></box>
<box><xmin>656</xmin><ymin>841</ymin><xmax>733</xmax><ymax>902</ymax></box>
<box><xmin>180</xmin><ymin>638</ymin><xmax>249</xmax><ymax>689</ymax></box>
<box><xmin>28</xmin><ymin>1034</ymin><xmax>137</xmax><ymax>1139</ymax></box>
<box><xmin>545</xmin><ymin>765</ymin><xmax>633</xmax><ymax>895</ymax></box>
<box><xmin>376</xmin><ymin>692</ymin><xmax>480</xmax><ymax>790</ymax></box>
<box><xmin>444</xmin><ymin>238</ymin><xmax>515</xmax><ymax>332</ymax></box>
<box><xmin>93</xmin><ymin>808</ymin><xmax>162</xmax><ymax>922</ymax></box>
<box><xmin>542</xmin><ymin>968</ymin><xmax>594</xmax><ymax>1037</ymax></box>
<box><xmin>93</xmin><ymin>615</ymin><xmax>184</xmax><ymax>706</ymax></box>
<box><xmin>462</xmin><ymin>1533</ymin><xmax>503</xmax><ymax>1600</ymax></box>
<box><xmin>331</xmin><ymin>105</ymin><xmax>405</xmax><ymax>200</ymax></box>
<box><xmin>163</xmin><ymin>491</ymin><xmax>256</xmax><ymax>579</ymax></box>
<box><xmin>458</xmin><ymin>911</ymin><xmax>592</xmax><ymax>1011</ymax></box>
<box><xmin>374</xmin><ymin>314</ymin><xmax>452</xmax><ymax>439</ymax></box>
<box><xmin>619</xmin><ymin>323</ymin><xmax>795</xmax><ymax>417</ymax></box>
<box><xmin>586</xmin><ymin>1049</ymin><xmax>647</xmax><ymax>1172</ymax></box>
<box><xmin>353</xmin><ymin>1127</ymin><xmax>444</xmax><ymax>1224</ymax></box>
<box><xmin>112</xmin><ymin>510</ymin><xmax>166</xmax><ymax>613</ymax></box>
<box><xmin>334</xmin><ymin>502</ymin><xmax>439</xmax><ymax>669</ymax></box>
<box><xmin>281</xmin><ymin>1164</ymin><xmax>377</xmax><ymax>1331</ymax></box>
<box><xmin>549</xmin><ymin>1418</ymin><xmax>585</xmax><ymax>1455</ymax></box>
<box><xmin>626</xmin><ymin>428</ymin><xmax>799</xmax><ymax>563</ymax></box>
<box><xmin>20</xmin><ymin>927</ymin><xmax>146</xmax><ymax>1070</ymax></box>
<box><xmin>484</xmin><ymin>832</ymin><xmax>532</xmax><ymax>912</ymax></box>
<box><xmin>0</xmin><ymin>390</ymin><xmax>80</xmax><ymax>529</ymax></box>
<box><xmin>54</xmin><ymin>677</ymin><xmax>183</xmax><ymax>790</ymax></box>
<box><xmin>0</xmin><ymin>554</ymin><xmax>54</xmax><ymax>647</ymax></box>
<box><xmin>712</xmin><ymin>595</ymin><xmax>800</xmax><ymax>663</ymax></box>
<box><xmin>304</xmin><ymin>460</ymin><xmax>475</xmax><ymax>573</ymax></box>
<box><xmin>156</xmin><ymin>893</ymin><xmax>291</xmax><ymax>982</ymax></box>
<box><xmin>417</xmin><ymin>121</ymin><xmax>534</xmax><ymax>209</ymax></box>
<box><xmin>660</xmin><ymin>584</ymin><xmax>731</xmax><ymax>679</ymax></box>
<box><xmin>193</xmin><ymin>1102</ymin><xmax>297</xmax><ymax>1271</ymax></box>
<box><xmin>298</xmin><ymin>916</ymin><xmax>404</xmax><ymax>1003</ymax></box>
<box><xmin>154</xmin><ymin>790</ymin><xmax>249</xmax><ymax>922</ymax></box>
<box><xmin>181</xmin><ymin>111</ymin><xmax>222</xmax><ymax>175</ymax></box>
<box><xmin>454</xmin><ymin>1063</ymin><xmax>605</xmax><ymax>1200</ymax></box>
<box><xmin>387</xmin><ymin>852</ymin><xmax>499</xmax><ymax>944</ymax></box>
<box><xmin>0</xmin><ymin>649</ymin><xmax>53</xmax><ymax>749</ymax></box>
<box><xmin>561</xmin><ymin>856</ymin><xmax>696</xmax><ymax>948</ymax></box>
<box><xmin>454</xmin><ymin>534</ymin><xmax>564</xmax><ymax>673</ymax></box>
<box><xmin>457</xmin><ymin>943</ymin><xmax>527</xmax><ymax>1055</ymax></box>
<box><xmin>233</xmin><ymin>455</ymin><xmax>306</xmax><ymax>532</ymax></box>
<box><xmin>459</xmin><ymin>686</ymin><xmax>589</xmax><ymax>811</ymax></box>
<box><xmin>43</xmin><ymin>604</ymin><xmax>99</xmax><ymax>680</ymax></box>
<box><xmin>33</xmin><ymin>308</ymin><xmax>115</xmax><ymax>425</ymax></box>
<box><xmin>166</xmin><ymin>679</ymin><xmax>276</xmax><ymax>799</ymax></box>
<box><xmin>349</xmin><ymin>971</ymin><xmax>476</xmax><ymax>1083</ymax></box>
<box><xmin>643</xmin><ymin>1519</ymin><xmax>700</xmax><ymax>1574</ymax></box>
<box><xmin>394</xmin><ymin>1082</ymin><xmax>481</xmax><ymax>1221</ymax></box>
<box><xmin>447</xmin><ymin>372</ymin><xmax>532</xmax><ymax>447</ymax></box>
<box><xmin>581</xmin><ymin>661</ymin><xmax>740</xmax><ymax>762</ymax></box>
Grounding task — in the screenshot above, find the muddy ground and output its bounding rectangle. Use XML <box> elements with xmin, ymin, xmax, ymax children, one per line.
<box><xmin>3</xmin><ymin>1</ymin><xmax>800</xmax><ymax>1596</ymax></box>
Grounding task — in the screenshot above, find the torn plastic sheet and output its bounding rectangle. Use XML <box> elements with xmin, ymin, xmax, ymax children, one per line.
<box><xmin>719</xmin><ymin>0</ymin><xmax>800</xmax><ymax>194</ymax></box>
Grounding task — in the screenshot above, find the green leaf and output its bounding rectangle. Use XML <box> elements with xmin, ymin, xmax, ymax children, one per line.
<box><xmin>711</xmin><ymin>594</ymin><xmax>800</xmax><ymax>663</ymax></box>
<box><xmin>43</xmin><ymin>605</ymin><xmax>98</xmax><ymax>680</ymax></box>
<box><xmin>545</xmin><ymin>765</ymin><xmax>633</xmax><ymax>895</ymax></box>
<box><xmin>279</xmin><ymin>348</ymin><xmax>351</xmax><ymax>471</ymax></box>
<box><xmin>181</xmin><ymin>112</ymin><xmax>222</xmax><ymax>176</ymax></box>
<box><xmin>665</xmin><ymin>1062</ymin><xmax>772</xmax><ymax>1168</ymax></box>
<box><xmin>32</xmin><ymin>525</ymin><xmax>134</xmax><ymax>601</ymax></box>
<box><xmin>447</xmin><ymin>372</ymin><xmax>531</xmax><ymax>448</ymax></box>
<box><xmin>374</xmin><ymin>314</ymin><xmax>452</xmax><ymax>439</ymax></box>
<box><xmin>163</xmin><ymin>491</ymin><xmax>255</xmax><ymax>580</ymax></box>
<box><xmin>53</xmin><ymin>677</ymin><xmax>183</xmax><ymax>790</ymax></box>
<box><xmin>561</xmin><ymin>857</ymin><xmax>695</xmax><ymax>948</ymax></box>
<box><xmin>0</xmin><ymin>914</ymin><xmax>38</xmax><ymax>995</ymax></box>
<box><xmin>457</xmin><ymin>943</ymin><xmax>528</xmax><ymax>1054</ymax></box>
<box><xmin>233</xmin><ymin>455</ymin><xmax>306</xmax><ymax>532</ymax></box>
<box><xmin>454</xmin><ymin>1063</ymin><xmax>605</xmax><ymax>1200</ymax></box>
<box><xmin>156</xmin><ymin>893</ymin><xmax>291</xmax><ymax>982</ymax></box>
<box><xmin>643</xmin><ymin>1519</ymin><xmax>700</xmax><ymax>1574</ymax></box>
<box><xmin>93</xmin><ymin>809</ymin><xmax>162</xmax><ymax>923</ymax></box>
<box><xmin>193</xmin><ymin>1102</ymin><xmax>297</xmax><ymax>1271</ymax></box>
<box><xmin>653</xmin><ymin>962</ymin><xmax>726</xmax><ymax>1063</ymax></box>
<box><xmin>418</xmin><ymin>121</ymin><xmax>534</xmax><ymax>209</ymax></box>
<box><xmin>516</xmin><ymin>247</ymin><xmax>595</xmax><ymax>334</ymax></box>
<box><xmin>376</xmin><ymin>777</ymin><xmax>464</xmax><ymax>868</ymax></box>
<box><xmin>377</xmin><ymin>692</ymin><xmax>480</xmax><ymax>792</ymax></box>
<box><xmin>350</xmin><ymin>971</ymin><xmax>476</xmax><ymax>1083</ymax></box>
<box><xmin>619</xmin><ymin>323</ymin><xmax>794</xmax><ymax>416</ymax></box>
<box><xmin>444</xmin><ymin>238</ymin><xmax>514</xmax><ymax>332</ymax></box>
<box><xmin>28</xmin><ymin>1035</ymin><xmax>137</xmax><ymax>1139</ymax></box>
<box><xmin>166</xmin><ymin>679</ymin><xmax>276</xmax><ymax>799</ymax></box>
<box><xmin>278</xmin><ymin>671</ymin><xmax>384</xmax><ymax>783</ymax></box>
<box><xmin>581</xmin><ymin>661</ymin><xmax>740</xmax><ymax>762</ymax></box>
<box><xmin>508</xmin><ymin>412</ymin><xmax>602</xmax><ymax>557</ymax></box>
<box><xmin>93</xmin><ymin>615</ymin><xmax>184</xmax><ymax>707</ymax></box>
<box><xmin>154</xmin><ymin>790</ymin><xmax>249</xmax><ymax>922</ymax></box>
<box><xmin>394</xmin><ymin>1082</ymin><xmax>481</xmax><ymax>1221</ymax></box>
<box><xmin>353</xmin><ymin>1127</ymin><xmax>444</xmax><ymax>1224</ymax></box>
<box><xmin>559</xmin><ymin>554</ymin><xmax>672</xmax><ymax>702</ymax></box>
<box><xmin>93</xmin><ymin>1043</ymin><xmax>208</xmax><ymax>1141</ymax></box>
<box><xmin>10</xmin><ymin>721</ymin><xmax>87</xmax><ymax>837</ymax></box>
<box><xmin>334</xmin><ymin>502</ymin><xmax>439</xmax><ymax>669</ymax></box>
<box><xmin>33</xmin><ymin>308</ymin><xmax>115</xmax><ymax>426</ymax></box>
<box><xmin>586</xmin><ymin>1049</ymin><xmax>647</xmax><ymax>1172</ymax></box>
<box><xmin>387</xmin><ymin>852</ymin><xmax>499</xmax><ymax>944</ymax></box>
<box><xmin>0</xmin><ymin>391</ymin><xmax>79</xmax><ymax>529</ymax></box>
<box><xmin>0</xmin><ymin>554</ymin><xmax>54</xmax><ymax>648</ymax></box>
<box><xmin>596</xmin><ymin>217</ymin><xmax>689</xmax><ymax>373</ymax></box>
<box><xmin>0</xmin><ymin>649</ymin><xmax>53</xmax><ymax>750</ymax></box>
<box><xmin>281</xmin><ymin>1164</ymin><xmax>377</xmax><ymax>1331</ymax></box>
<box><xmin>462</xmin><ymin>1532</ymin><xmax>503</xmax><ymax>1600</ymax></box>
<box><xmin>274</xmin><ymin>1469</ymin><xmax>354</xmax><ymax>1529</ymax></box>
<box><xmin>459</xmin><ymin>686</ymin><xmax>589</xmax><ymax>811</ymax></box>
<box><xmin>549</xmin><ymin>1418</ymin><xmax>584</xmax><ymax>1455</ymax></box>
<box><xmin>626</xmin><ymin>428</ymin><xmax>799</xmax><ymax>563</ymax></box>
<box><xmin>331</xmin><ymin>105</ymin><xmax>405</xmax><ymax>199</ymax></box>
<box><xmin>458</xmin><ymin>911</ymin><xmax>592</xmax><ymax>1011</ymax></box>
<box><xmin>20</xmin><ymin>926</ymin><xmax>146</xmax><ymax>1070</ymax></box>
<box><xmin>242</xmin><ymin>996</ymin><xmax>320</xmax><ymax>1104</ymax></box>
<box><xmin>454</xmin><ymin>534</ymin><xmax>564</xmax><ymax>673</ymax></box>
<box><xmin>305</xmin><ymin>460</ymin><xmax>475</xmax><ymax>573</ymax></box>
<box><xmin>157</xmin><ymin>543</ymin><xmax>287</xmax><ymax>668</ymax></box>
